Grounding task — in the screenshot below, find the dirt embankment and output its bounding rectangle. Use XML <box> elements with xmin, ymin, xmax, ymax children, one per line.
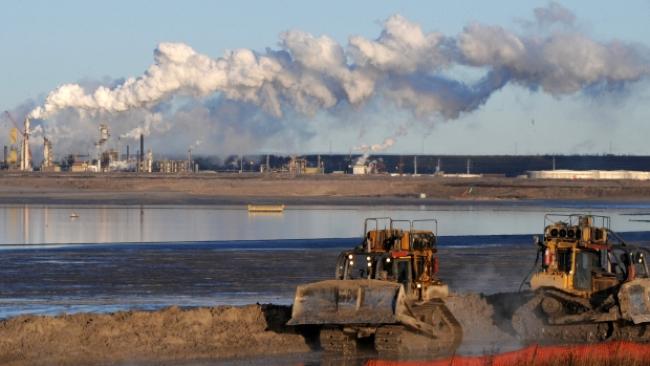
<box><xmin>445</xmin><ymin>293</ymin><xmax>522</xmax><ymax>352</ymax></box>
<box><xmin>0</xmin><ymin>294</ymin><xmax>531</xmax><ymax>365</ymax></box>
<box><xmin>1</xmin><ymin>173</ymin><xmax>650</xmax><ymax>204</ymax></box>
<box><xmin>0</xmin><ymin>304</ymin><xmax>313</xmax><ymax>366</ymax></box>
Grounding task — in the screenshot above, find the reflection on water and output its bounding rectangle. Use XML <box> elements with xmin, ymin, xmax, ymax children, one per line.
<box><xmin>2</xmin><ymin>203</ymin><xmax>650</xmax><ymax>245</ymax></box>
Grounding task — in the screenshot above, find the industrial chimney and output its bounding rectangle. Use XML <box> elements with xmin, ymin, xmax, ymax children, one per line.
<box><xmin>138</xmin><ymin>134</ymin><xmax>144</xmax><ymax>172</ymax></box>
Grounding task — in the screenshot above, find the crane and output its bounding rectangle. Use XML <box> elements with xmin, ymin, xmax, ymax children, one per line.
<box><xmin>3</xmin><ymin>110</ymin><xmax>22</xmax><ymax>133</ymax></box>
<box><xmin>3</xmin><ymin>110</ymin><xmax>32</xmax><ymax>171</ymax></box>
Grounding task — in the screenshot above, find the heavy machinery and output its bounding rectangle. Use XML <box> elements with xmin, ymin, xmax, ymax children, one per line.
<box><xmin>288</xmin><ymin>217</ymin><xmax>462</xmax><ymax>355</ymax></box>
<box><xmin>514</xmin><ymin>214</ymin><xmax>650</xmax><ymax>343</ymax></box>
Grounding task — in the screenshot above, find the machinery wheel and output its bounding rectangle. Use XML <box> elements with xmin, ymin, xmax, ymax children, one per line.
<box><xmin>319</xmin><ymin>327</ymin><xmax>358</xmax><ymax>354</ymax></box>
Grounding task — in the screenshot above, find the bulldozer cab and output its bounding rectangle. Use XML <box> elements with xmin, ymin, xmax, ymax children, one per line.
<box><xmin>362</xmin><ymin>217</ymin><xmax>438</xmax><ymax>253</ymax></box>
<box><xmin>335</xmin><ymin>251</ymin><xmax>414</xmax><ymax>290</ymax></box>
<box><xmin>332</xmin><ymin>217</ymin><xmax>445</xmax><ymax>299</ymax></box>
<box><xmin>533</xmin><ymin>214</ymin><xmax>650</xmax><ymax>296</ymax></box>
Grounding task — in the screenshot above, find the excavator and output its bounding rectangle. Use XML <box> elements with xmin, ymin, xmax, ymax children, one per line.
<box><xmin>514</xmin><ymin>214</ymin><xmax>650</xmax><ymax>343</ymax></box>
<box><xmin>288</xmin><ymin>217</ymin><xmax>462</xmax><ymax>355</ymax></box>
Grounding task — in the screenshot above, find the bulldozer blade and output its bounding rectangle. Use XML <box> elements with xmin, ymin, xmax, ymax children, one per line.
<box><xmin>619</xmin><ymin>278</ymin><xmax>650</xmax><ymax>324</ymax></box>
<box><xmin>287</xmin><ymin>279</ymin><xmax>406</xmax><ymax>325</ymax></box>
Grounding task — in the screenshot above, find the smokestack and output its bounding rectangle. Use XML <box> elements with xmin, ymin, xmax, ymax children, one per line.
<box><xmin>139</xmin><ymin>134</ymin><xmax>144</xmax><ymax>172</ymax></box>
<box><xmin>3</xmin><ymin>145</ymin><xmax>6</xmax><ymax>167</ymax></box>
<box><xmin>126</xmin><ymin>145</ymin><xmax>130</xmax><ymax>161</ymax></box>
<box><xmin>414</xmin><ymin>156</ymin><xmax>418</xmax><ymax>175</ymax></box>
<box><xmin>188</xmin><ymin>148</ymin><xmax>192</xmax><ymax>172</ymax></box>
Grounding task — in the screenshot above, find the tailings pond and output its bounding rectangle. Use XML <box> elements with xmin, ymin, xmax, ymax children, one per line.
<box><xmin>2</xmin><ymin>202</ymin><xmax>650</xmax><ymax>318</ymax></box>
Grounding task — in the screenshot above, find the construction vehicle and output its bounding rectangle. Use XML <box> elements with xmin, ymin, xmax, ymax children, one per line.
<box><xmin>514</xmin><ymin>214</ymin><xmax>650</xmax><ymax>343</ymax></box>
<box><xmin>288</xmin><ymin>217</ymin><xmax>462</xmax><ymax>355</ymax></box>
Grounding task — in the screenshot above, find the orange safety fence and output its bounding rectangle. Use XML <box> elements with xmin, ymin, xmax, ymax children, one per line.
<box><xmin>367</xmin><ymin>341</ymin><xmax>650</xmax><ymax>366</ymax></box>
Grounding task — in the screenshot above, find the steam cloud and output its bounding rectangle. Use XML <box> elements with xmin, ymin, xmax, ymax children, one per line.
<box><xmin>22</xmin><ymin>2</ymin><xmax>650</xmax><ymax>157</ymax></box>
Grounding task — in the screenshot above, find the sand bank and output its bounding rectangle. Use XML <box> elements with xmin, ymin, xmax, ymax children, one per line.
<box><xmin>0</xmin><ymin>304</ymin><xmax>311</xmax><ymax>366</ymax></box>
<box><xmin>0</xmin><ymin>294</ymin><xmax>524</xmax><ymax>365</ymax></box>
<box><xmin>1</xmin><ymin>173</ymin><xmax>650</xmax><ymax>205</ymax></box>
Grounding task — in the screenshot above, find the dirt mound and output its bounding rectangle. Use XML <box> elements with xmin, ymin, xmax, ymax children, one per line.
<box><xmin>445</xmin><ymin>293</ymin><xmax>520</xmax><ymax>353</ymax></box>
<box><xmin>0</xmin><ymin>304</ymin><xmax>311</xmax><ymax>366</ymax></box>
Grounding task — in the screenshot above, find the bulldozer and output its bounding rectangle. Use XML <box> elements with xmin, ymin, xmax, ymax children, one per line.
<box><xmin>288</xmin><ymin>217</ymin><xmax>462</xmax><ymax>355</ymax></box>
<box><xmin>513</xmin><ymin>214</ymin><xmax>650</xmax><ymax>343</ymax></box>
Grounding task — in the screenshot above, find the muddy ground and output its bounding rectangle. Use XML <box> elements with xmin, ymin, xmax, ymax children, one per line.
<box><xmin>1</xmin><ymin>172</ymin><xmax>650</xmax><ymax>204</ymax></box>
<box><xmin>0</xmin><ymin>304</ymin><xmax>312</xmax><ymax>366</ymax></box>
<box><xmin>0</xmin><ymin>295</ymin><xmax>528</xmax><ymax>366</ymax></box>
<box><xmin>0</xmin><ymin>242</ymin><xmax>545</xmax><ymax>365</ymax></box>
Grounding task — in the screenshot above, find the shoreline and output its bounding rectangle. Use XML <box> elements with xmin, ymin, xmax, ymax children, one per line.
<box><xmin>2</xmin><ymin>173</ymin><xmax>650</xmax><ymax>205</ymax></box>
<box><xmin>3</xmin><ymin>194</ymin><xmax>650</xmax><ymax>206</ymax></box>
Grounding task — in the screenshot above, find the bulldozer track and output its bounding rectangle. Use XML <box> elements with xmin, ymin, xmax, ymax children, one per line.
<box><xmin>374</xmin><ymin>325</ymin><xmax>405</xmax><ymax>353</ymax></box>
<box><xmin>412</xmin><ymin>302</ymin><xmax>462</xmax><ymax>340</ymax></box>
<box><xmin>611</xmin><ymin>322</ymin><xmax>650</xmax><ymax>342</ymax></box>
<box><xmin>373</xmin><ymin>302</ymin><xmax>461</xmax><ymax>356</ymax></box>
<box><xmin>319</xmin><ymin>328</ymin><xmax>358</xmax><ymax>354</ymax></box>
<box><xmin>512</xmin><ymin>292</ymin><xmax>611</xmax><ymax>343</ymax></box>
<box><xmin>374</xmin><ymin>323</ymin><xmax>458</xmax><ymax>357</ymax></box>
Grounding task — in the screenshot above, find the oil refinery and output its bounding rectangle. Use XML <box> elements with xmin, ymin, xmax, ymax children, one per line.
<box><xmin>2</xmin><ymin>111</ymin><xmax>196</xmax><ymax>174</ymax></box>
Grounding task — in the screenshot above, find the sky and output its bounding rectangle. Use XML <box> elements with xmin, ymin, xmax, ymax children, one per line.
<box><xmin>1</xmin><ymin>0</ymin><xmax>650</xmax><ymax>157</ymax></box>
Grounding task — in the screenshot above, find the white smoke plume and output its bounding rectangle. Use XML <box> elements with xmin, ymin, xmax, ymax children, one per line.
<box><xmin>119</xmin><ymin>112</ymin><xmax>164</xmax><ymax>139</ymax></box>
<box><xmin>354</xmin><ymin>137</ymin><xmax>396</xmax><ymax>166</ymax></box>
<box><xmin>21</xmin><ymin>2</ymin><xmax>650</xmax><ymax>157</ymax></box>
<box><xmin>355</xmin><ymin>137</ymin><xmax>396</xmax><ymax>155</ymax></box>
<box><xmin>533</xmin><ymin>1</ymin><xmax>576</xmax><ymax>27</ymax></box>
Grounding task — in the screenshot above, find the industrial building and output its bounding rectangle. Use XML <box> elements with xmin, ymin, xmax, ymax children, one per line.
<box><xmin>527</xmin><ymin>170</ymin><xmax>650</xmax><ymax>180</ymax></box>
<box><xmin>158</xmin><ymin>160</ymin><xmax>194</xmax><ymax>174</ymax></box>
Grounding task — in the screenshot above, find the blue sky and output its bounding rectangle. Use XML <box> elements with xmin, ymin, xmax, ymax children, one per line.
<box><xmin>2</xmin><ymin>0</ymin><xmax>650</xmax><ymax>156</ymax></box>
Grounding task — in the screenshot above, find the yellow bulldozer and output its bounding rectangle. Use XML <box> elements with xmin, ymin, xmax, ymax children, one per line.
<box><xmin>514</xmin><ymin>214</ymin><xmax>650</xmax><ymax>342</ymax></box>
<box><xmin>288</xmin><ymin>217</ymin><xmax>461</xmax><ymax>355</ymax></box>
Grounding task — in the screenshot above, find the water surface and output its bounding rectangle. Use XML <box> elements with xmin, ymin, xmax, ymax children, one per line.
<box><xmin>3</xmin><ymin>202</ymin><xmax>650</xmax><ymax>245</ymax></box>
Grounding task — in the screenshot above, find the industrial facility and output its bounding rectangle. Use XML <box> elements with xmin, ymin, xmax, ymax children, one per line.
<box><xmin>1</xmin><ymin>112</ymin><xmax>199</xmax><ymax>174</ymax></box>
<box><xmin>3</xmin><ymin>111</ymin><xmax>650</xmax><ymax>180</ymax></box>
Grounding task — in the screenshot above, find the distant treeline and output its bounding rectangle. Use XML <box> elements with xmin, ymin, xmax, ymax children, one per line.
<box><xmin>191</xmin><ymin>154</ymin><xmax>650</xmax><ymax>176</ymax></box>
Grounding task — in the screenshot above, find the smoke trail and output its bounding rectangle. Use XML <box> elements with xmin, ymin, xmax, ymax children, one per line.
<box><xmin>22</xmin><ymin>2</ymin><xmax>650</xmax><ymax>156</ymax></box>
<box><xmin>354</xmin><ymin>137</ymin><xmax>396</xmax><ymax>166</ymax></box>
